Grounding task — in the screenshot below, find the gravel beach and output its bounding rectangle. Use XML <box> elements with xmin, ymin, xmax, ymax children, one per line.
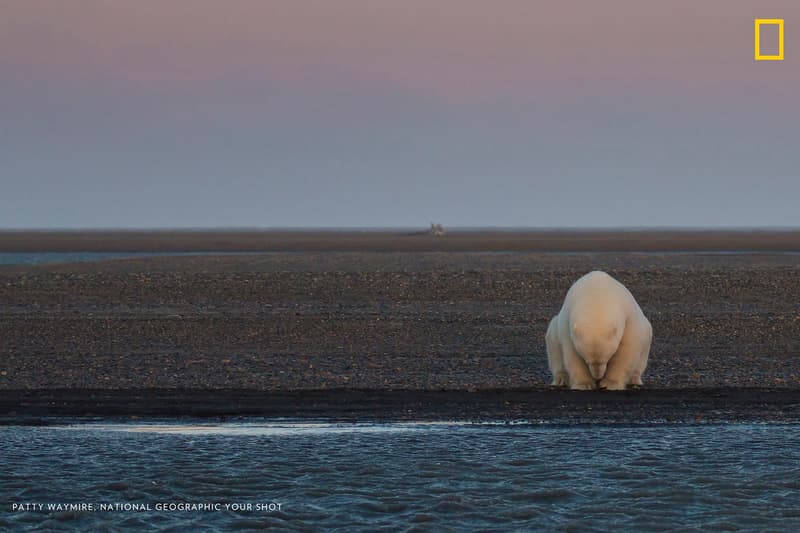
<box><xmin>1</xmin><ymin>231</ymin><xmax>800</xmax><ymax>420</ymax></box>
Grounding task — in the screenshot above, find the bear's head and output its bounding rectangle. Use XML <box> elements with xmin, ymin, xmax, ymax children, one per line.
<box><xmin>570</xmin><ymin>319</ymin><xmax>624</xmax><ymax>380</ymax></box>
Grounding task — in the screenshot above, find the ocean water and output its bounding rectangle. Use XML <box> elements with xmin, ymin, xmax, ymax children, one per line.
<box><xmin>0</xmin><ymin>252</ymin><xmax>262</xmax><ymax>266</ymax></box>
<box><xmin>4</xmin><ymin>250</ymin><xmax>800</xmax><ymax>267</ymax></box>
<box><xmin>0</xmin><ymin>252</ymin><xmax>141</xmax><ymax>265</ymax></box>
<box><xmin>2</xmin><ymin>422</ymin><xmax>800</xmax><ymax>531</ymax></box>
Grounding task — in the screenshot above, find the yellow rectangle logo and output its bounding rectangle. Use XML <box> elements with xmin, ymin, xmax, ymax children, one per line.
<box><xmin>754</xmin><ymin>19</ymin><xmax>784</xmax><ymax>60</ymax></box>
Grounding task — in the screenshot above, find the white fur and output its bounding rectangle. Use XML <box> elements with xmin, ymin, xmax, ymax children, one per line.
<box><xmin>546</xmin><ymin>271</ymin><xmax>652</xmax><ymax>390</ymax></box>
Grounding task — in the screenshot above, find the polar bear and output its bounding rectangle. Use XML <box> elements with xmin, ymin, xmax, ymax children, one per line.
<box><xmin>546</xmin><ymin>271</ymin><xmax>652</xmax><ymax>390</ymax></box>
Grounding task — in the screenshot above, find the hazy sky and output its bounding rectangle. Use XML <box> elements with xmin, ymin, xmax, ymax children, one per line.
<box><xmin>1</xmin><ymin>0</ymin><xmax>798</xmax><ymax>228</ymax></box>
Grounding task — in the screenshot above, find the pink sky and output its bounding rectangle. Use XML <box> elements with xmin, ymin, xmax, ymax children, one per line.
<box><xmin>0</xmin><ymin>1</ymin><xmax>798</xmax><ymax>227</ymax></box>
<box><xmin>2</xmin><ymin>1</ymin><xmax>796</xmax><ymax>105</ymax></box>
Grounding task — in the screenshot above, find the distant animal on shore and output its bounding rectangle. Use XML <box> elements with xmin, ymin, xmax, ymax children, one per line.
<box><xmin>546</xmin><ymin>271</ymin><xmax>652</xmax><ymax>390</ymax></box>
<box><xmin>429</xmin><ymin>223</ymin><xmax>445</xmax><ymax>236</ymax></box>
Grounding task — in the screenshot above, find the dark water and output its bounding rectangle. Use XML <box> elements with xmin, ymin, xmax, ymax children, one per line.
<box><xmin>2</xmin><ymin>422</ymin><xmax>800</xmax><ymax>531</ymax></box>
<box><xmin>0</xmin><ymin>252</ymin><xmax>144</xmax><ymax>265</ymax></box>
<box><xmin>5</xmin><ymin>250</ymin><xmax>800</xmax><ymax>266</ymax></box>
<box><xmin>0</xmin><ymin>252</ymin><xmax>262</xmax><ymax>266</ymax></box>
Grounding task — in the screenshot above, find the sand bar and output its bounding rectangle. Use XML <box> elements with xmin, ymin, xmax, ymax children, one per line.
<box><xmin>1</xmin><ymin>232</ymin><xmax>799</xmax><ymax>421</ymax></box>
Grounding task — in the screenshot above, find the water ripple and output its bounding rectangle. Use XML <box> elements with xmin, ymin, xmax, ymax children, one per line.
<box><xmin>2</xmin><ymin>422</ymin><xmax>800</xmax><ymax>531</ymax></box>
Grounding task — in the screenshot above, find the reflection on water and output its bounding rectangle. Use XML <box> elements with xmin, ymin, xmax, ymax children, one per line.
<box><xmin>2</xmin><ymin>422</ymin><xmax>800</xmax><ymax>531</ymax></box>
<box><xmin>56</xmin><ymin>421</ymin><xmax>467</xmax><ymax>436</ymax></box>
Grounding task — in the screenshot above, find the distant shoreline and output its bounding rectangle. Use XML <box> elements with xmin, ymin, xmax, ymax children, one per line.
<box><xmin>2</xmin><ymin>229</ymin><xmax>800</xmax><ymax>252</ymax></box>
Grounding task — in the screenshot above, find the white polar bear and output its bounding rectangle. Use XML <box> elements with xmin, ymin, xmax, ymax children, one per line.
<box><xmin>545</xmin><ymin>271</ymin><xmax>652</xmax><ymax>390</ymax></box>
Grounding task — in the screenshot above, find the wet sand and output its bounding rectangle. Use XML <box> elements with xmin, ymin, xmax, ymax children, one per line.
<box><xmin>1</xmin><ymin>231</ymin><xmax>799</xmax><ymax>421</ymax></box>
<box><xmin>3</xmin><ymin>388</ymin><xmax>800</xmax><ymax>424</ymax></box>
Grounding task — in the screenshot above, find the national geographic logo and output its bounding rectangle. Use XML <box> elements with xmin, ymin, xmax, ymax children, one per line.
<box><xmin>754</xmin><ymin>19</ymin><xmax>784</xmax><ymax>61</ymax></box>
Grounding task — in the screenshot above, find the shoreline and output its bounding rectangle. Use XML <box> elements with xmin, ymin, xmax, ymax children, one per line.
<box><xmin>2</xmin><ymin>229</ymin><xmax>800</xmax><ymax>252</ymax></box>
<box><xmin>3</xmin><ymin>388</ymin><xmax>800</xmax><ymax>424</ymax></box>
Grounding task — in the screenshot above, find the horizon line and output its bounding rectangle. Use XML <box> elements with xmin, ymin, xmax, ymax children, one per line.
<box><xmin>3</xmin><ymin>226</ymin><xmax>800</xmax><ymax>233</ymax></box>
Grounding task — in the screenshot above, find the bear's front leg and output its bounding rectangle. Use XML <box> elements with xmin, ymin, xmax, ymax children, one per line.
<box><xmin>552</xmin><ymin>372</ymin><xmax>569</xmax><ymax>387</ymax></box>
<box><xmin>546</xmin><ymin>317</ymin><xmax>569</xmax><ymax>387</ymax></box>
<box><xmin>629</xmin><ymin>321</ymin><xmax>652</xmax><ymax>388</ymax></box>
<box><xmin>600</xmin><ymin>333</ymin><xmax>642</xmax><ymax>390</ymax></box>
<box><xmin>598</xmin><ymin>376</ymin><xmax>627</xmax><ymax>390</ymax></box>
<box><xmin>562</xmin><ymin>344</ymin><xmax>597</xmax><ymax>390</ymax></box>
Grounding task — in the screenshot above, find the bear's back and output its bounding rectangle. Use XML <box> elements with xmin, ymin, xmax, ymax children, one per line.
<box><xmin>562</xmin><ymin>270</ymin><xmax>635</xmax><ymax>319</ymax></box>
